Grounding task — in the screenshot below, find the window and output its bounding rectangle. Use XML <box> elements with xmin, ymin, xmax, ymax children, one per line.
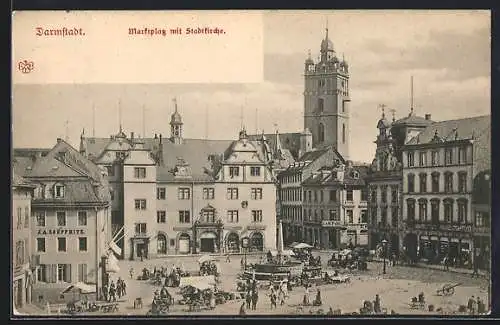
<box><xmin>251</xmin><ymin>188</ymin><xmax>263</xmax><ymax>200</ymax></box>
<box><xmin>134</xmin><ymin>199</ymin><xmax>147</xmax><ymax>210</ymax></box>
<box><xmin>407</xmin><ymin>199</ymin><xmax>415</xmax><ymax>221</ymax></box>
<box><xmin>250</xmin><ymin>167</ymin><xmax>261</xmax><ymax>177</ymax></box>
<box><xmin>57</xmin><ymin>237</ymin><xmax>67</xmax><ymax>252</ymax></box>
<box><xmin>430</xmin><ymin>199</ymin><xmax>440</xmax><ymax>224</ymax></box>
<box><xmin>318</xmin><ymin>123</ymin><xmax>325</xmax><ymax>143</ymax></box>
<box><xmin>202</xmin><ymin>209</ymin><xmax>215</xmax><ymax>223</ymax></box>
<box><xmin>57</xmin><ymin>264</ymin><xmax>70</xmax><ymax>282</ymax></box>
<box><xmin>226</xmin><ymin>188</ymin><xmax>239</xmax><ymax>200</ymax></box>
<box><xmin>79</xmin><ymin>237</ymin><xmax>87</xmax><ymax>252</ymax></box>
<box><xmin>57</xmin><ymin>212</ymin><xmax>66</xmax><ymax>226</ymax></box>
<box><xmin>24</xmin><ymin>207</ymin><xmax>29</xmax><ymax>228</ymax></box>
<box><xmin>178</xmin><ymin>188</ymin><xmax>191</xmax><ymax>200</ymax></box>
<box><xmin>381</xmin><ymin>207</ymin><xmax>387</xmax><ymax>225</ymax></box>
<box><xmin>170</xmin><ymin>239</ymin><xmax>175</xmax><ymax>247</ymax></box>
<box><xmin>157</xmin><ymin>211</ymin><xmax>166</xmax><ymax>223</ymax></box>
<box><xmin>431</xmin><ymin>151</ymin><xmax>439</xmax><ymax>166</ymax></box>
<box><xmin>444</xmin><ymin>148</ymin><xmax>453</xmax><ymax>165</ymax></box>
<box><xmin>347</xmin><ymin>210</ymin><xmax>354</xmax><ymax>224</ymax></box>
<box><xmin>407</xmin><ymin>152</ymin><xmax>415</xmax><ymax>167</ymax></box>
<box><xmin>458</xmin><ymin>200</ymin><xmax>468</xmax><ymax>224</ymax></box>
<box><xmin>318</xmin><ymin>98</ymin><xmax>324</xmax><ymax>112</ymax></box>
<box><xmin>308</xmin><ymin>191</ymin><xmax>312</xmax><ymax>202</ymax></box>
<box><xmin>37</xmin><ymin>265</ymin><xmax>47</xmax><ymax>282</ymax></box>
<box><xmin>418</xmin><ymin>200</ymin><xmax>427</xmax><ymax>221</ymax></box>
<box><xmin>320</xmin><ymin>191</ymin><xmax>324</xmax><ymax>202</ymax></box>
<box><xmin>54</xmin><ymin>185</ymin><xmax>65</xmax><ymax>198</ymax></box>
<box><xmin>346</xmin><ymin>189</ymin><xmax>353</xmax><ymax>201</ymax></box>
<box><xmin>380</xmin><ymin>186</ymin><xmax>387</xmax><ymax>203</ymax></box>
<box><xmin>419</xmin><ymin>152</ymin><xmax>427</xmax><ymax>166</ymax></box>
<box><xmin>135</xmin><ymin>223</ymin><xmax>147</xmax><ymax>234</ymax></box>
<box><xmin>105</xmin><ymin>165</ymin><xmax>115</xmax><ymax>176</ymax></box>
<box><xmin>37</xmin><ymin>238</ymin><xmax>46</xmax><ymax>252</ymax></box>
<box><xmin>458</xmin><ymin>172</ymin><xmax>467</xmax><ymax>193</ymax></box>
<box><xmin>475</xmin><ymin>212</ymin><xmax>489</xmax><ymax>227</ymax></box>
<box><xmin>110</xmin><ymin>189</ymin><xmax>115</xmax><ymax>201</ymax></box>
<box><xmin>431</xmin><ymin>172</ymin><xmax>440</xmax><ymax>192</ymax></box>
<box><xmin>179</xmin><ymin>211</ymin><xmax>190</xmax><ymax>223</ymax></box>
<box><xmin>252</xmin><ymin>210</ymin><xmax>263</xmax><ymax>222</ymax></box>
<box><xmin>203</xmin><ymin>188</ymin><xmax>215</xmax><ymax>200</ymax></box>
<box><xmin>391</xmin><ymin>187</ymin><xmax>398</xmax><ymax>203</ymax></box>
<box><xmin>229</xmin><ymin>167</ymin><xmax>240</xmax><ymax>177</ymax></box>
<box><xmin>17</xmin><ymin>207</ymin><xmax>22</xmax><ymax>229</ymax></box>
<box><xmin>391</xmin><ymin>207</ymin><xmax>399</xmax><ymax>227</ymax></box>
<box><xmin>157</xmin><ymin>188</ymin><xmax>166</xmax><ymax>200</ymax></box>
<box><xmin>407</xmin><ymin>174</ymin><xmax>415</xmax><ymax>193</ymax></box>
<box><xmin>360</xmin><ymin>210</ymin><xmax>368</xmax><ymax>223</ymax></box>
<box><xmin>78</xmin><ymin>211</ymin><xmax>87</xmax><ymax>226</ymax></box>
<box><xmin>361</xmin><ymin>189</ymin><xmax>368</xmax><ymax>201</ymax></box>
<box><xmin>419</xmin><ymin>173</ymin><xmax>427</xmax><ymax>193</ymax></box>
<box><xmin>444</xmin><ymin>200</ymin><xmax>453</xmax><ymax>223</ymax></box>
<box><xmin>227</xmin><ymin>210</ymin><xmax>239</xmax><ymax>223</ymax></box>
<box><xmin>78</xmin><ymin>264</ymin><xmax>88</xmax><ymax>283</ymax></box>
<box><xmin>329</xmin><ymin>210</ymin><xmax>338</xmax><ymax>221</ymax></box>
<box><xmin>314</xmin><ymin>191</ymin><xmax>318</xmax><ymax>202</ymax></box>
<box><xmin>444</xmin><ymin>172</ymin><xmax>453</xmax><ymax>193</ymax></box>
<box><xmin>15</xmin><ymin>240</ymin><xmax>25</xmax><ymax>266</ymax></box>
<box><xmin>329</xmin><ymin>190</ymin><xmax>337</xmax><ymax>202</ymax></box>
<box><xmin>134</xmin><ymin>167</ymin><xmax>146</xmax><ymax>179</ymax></box>
<box><xmin>458</xmin><ymin>147</ymin><xmax>467</xmax><ymax>164</ymax></box>
<box><xmin>370</xmin><ymin>187</ymin><xmax>377</xmax><ymax>203</ymax></box>
<box><xmin>342</xmin><ymin>124</ymin><xmax>346</xmax><ymax>144</ymax></box>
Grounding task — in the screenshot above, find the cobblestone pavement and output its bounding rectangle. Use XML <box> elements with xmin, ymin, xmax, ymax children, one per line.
<box><xmin>95</xmin><ymin>252</ymin><xmax>488</xmax><ymax>316</ymax></box>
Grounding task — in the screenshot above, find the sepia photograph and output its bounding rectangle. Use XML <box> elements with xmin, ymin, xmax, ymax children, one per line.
<box><xmin>11</xmin><ymin>10</ymin><xmax>491</xmax><ymax>317</ymax></box>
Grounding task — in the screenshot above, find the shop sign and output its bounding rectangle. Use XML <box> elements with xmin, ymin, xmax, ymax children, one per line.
<box><xmin>37</xmin><ymin>228</ymin><xmax>85</xmax><ymax>235</ymax></box>
<box><xmin>322</xmin><ymin>220</ymin><xmax>342</xmax><ymax>227</ymax></box>
<box><xmin>440</xmin><ymin>224</ymin><xmax>472</xmax><ymax>232</ymax></box>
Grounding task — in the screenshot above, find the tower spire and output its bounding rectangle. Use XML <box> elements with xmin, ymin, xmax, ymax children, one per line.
<box><xmin>325</xmin><ymin>17</ymin><xmax>329</xmax><ymax>39</ymax></box>
<box><xmin>173</xmin><ymin>97</ymin><xmax>178</xmax><ymax>113</ymax></box>
<box><xmin>92</xmin><ymin>104</ymin><xmax>96</xmax><ymax>137</ymax></box>
<box><xmin>142</xmin><ymin>105</ymin><xmax>146</xmax><ymax>138</ymax></box>
<box><xmin>118</xmin><ymin>99</ymin><xmax>122</xmax><ymax>133</ymax></box>
<box><xmin>390</xmin><ymin>108</ymin><xmax>396</xmax><ymax>122</ymax></box>
<box><xmin>410</xmin><ymin>75</ymin><xmax>414</xmax><ymax>116</ymax></box>
<box><xmin>379</xmin><ymin>104</ymin><xmax>387</xmax><ymax>119</ymax></box>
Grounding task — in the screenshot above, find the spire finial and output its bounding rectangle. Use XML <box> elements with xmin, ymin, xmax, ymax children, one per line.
<box><xmin>325</xmin><ymin>17</ymin><xmax>329</xmax><ymax>39</ymax></box>
<box><xmin>410</xmin><ymin>76</ymin><xmax>414</xmax><ymax>116</ymax></box>
<box><xmin>118</xmin><ymin>99</ymin><xmax>122</xmax><ymax>133</ymax></box>
<box><xmin>390</xmin><ymin>108</ymin><xmax>396</xmax><ymax>122</ymax></box>
<box><xmin>378</xmin><ymin>104</ymin><xmax>387</xmax><ymax>119</ymax></box>
<box><xmin>308</xmin><ymin>49</ymin><xmax>312</xmax><ymax>59</ymax></box>
<box><xmin>173</xmin><ymin>97</ymin><xmax>178</xmax><ymax>113</ymax></box>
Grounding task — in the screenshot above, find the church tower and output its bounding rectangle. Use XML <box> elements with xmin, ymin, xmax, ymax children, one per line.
<box><xmin>303</xmin><ymin>25</ymin><xmax>351</xmax><ymax>160</ymax></box>
<box><xmin>170</xmin><ymin>98</ymin><xmax>183</xmax><ymax>145</ymax></box>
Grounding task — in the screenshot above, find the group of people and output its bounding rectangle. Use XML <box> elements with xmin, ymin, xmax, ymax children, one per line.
<box><xmin>101</xmin><ymin>278</ymin><xmax>127</xmax><ymax>302</ymax></box>
<box><xmin>240</xmin><ymin>279</ymin><xmax>259</xmax><ymax>315</ymax></box>
<box><xmin>151</xmin><ymin>286</ymin><xmax>173</xmax><ymax>313</ymax></box>
<box><xmin>302</xmin><ymin>283</ymin><xmax>322</xmax><ymax>307</ymax></box>
<box><xmin>467</xmin><ymin>295</ymin><xmax>487</xmax><ymax>315</ymax></box>
<box><xmin>200</xmin><ymin>261</ymin><xmax>219</xmax><ymax>276</ymax></box>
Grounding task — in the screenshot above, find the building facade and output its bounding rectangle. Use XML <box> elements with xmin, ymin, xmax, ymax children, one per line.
<box><xmin>13</xmin><ymin>139</ymin><xmax>111</xmax><ymax>290</ymax></box>
<box><xmin>12</xmin><ymin>173</ymin><xmax>35</xmax><ymax>310</ymax></box>
<box><xmin>366</xmin><ymin>109</ymin><xmax>432</xmax><ymax>255</ymax></box>
<box><xmin>472</xmin><ymin>170</ymin><xmax>491</xmax><ymax>271</ymax></box>
<box><xmin>303</xmin><ymin>27</ymin><xmax>351</xmax><ymax>160</ymax></box>
<box><xmin>401</xmin><ymin>115</ymin><xmax>490</xmax><ymax>267</ymax></box>
<box><xmin>80</xmin><ymin>104</ymin><xmax>280</xmax><ymax>259</ymax></box>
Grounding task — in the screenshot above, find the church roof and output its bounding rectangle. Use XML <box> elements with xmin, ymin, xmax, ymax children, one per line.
<box><xmin>248</xmin><ymin>132</ymin><xmax>302</xmax><ymax>160</ymax></box>
<box><xmin>392</xmin><ymin>112</ymin><xmax>432</xmax><ymax>127</ymax></box>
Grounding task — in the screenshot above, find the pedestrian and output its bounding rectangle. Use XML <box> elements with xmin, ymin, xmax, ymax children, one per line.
<box><xmin>443</xmin><ymin>255</ymin><xmax>449</xmax><ymax>271</ymax></box>
<box><xmin>246</xmin><ymin>291</ymin><xmax>252</xmax><ymax>309</ymax></box>
<box><xmin>313</xmin><ymin>288</ymin><xmax>322</xmax><ymax>306</ymax></box>
<box><xmin>226</xmin><ymin>253</ymin><xmax>231</xmax><ymax>263</ymax></box>
<box><xmin>102</xmin><ymin>283</ymin><xmax>108</xmax><ymax>302</ymax></box>
<box><xmin>467</xmin><ymin>296</ymin><xmax>475</xmax><ymax>314</ymax></box>
<box><xmin>477</xmin><ymin>297</ymin><xmax>485</xmax><ymax>314</ymax></box>
<box><xmin>374</xmin><ymin>294</ymin><xmax>381</xmax><ymax>314</ymax></box>
<box><xmin>239</xmin><ymin>302</ymin><xmax>246</xmax><ymax>315</ymax></box>
<box><xmin>326</xmin><ymin>307</ymin><xmax>334</xmax><ymax>316</ymax></box>
<box><xmin>129</xmin><ymin>267</ymin><xmax>134</xmax><ymax>279</ymax></box>
<box><xmin>140</xmin><ymin>249</ymin><xmax>144</xmax><ymax>262</ymax></box>
<box><xmin>472</xmin><ymin>258</ymin><xmax>479</xmax><ymax>278</ymax></box>
<box><xmin>303</xmin><ymin>285</ymin><xmax>310</xmax><ymax>306</ymax></box>
<box><xmin>122</xmin><ymin>280</ymin><xmax>127</xmax><ymax>296</ymax></box>
<box><xmin>270</xmin><ymin>288</ymin><xmax>277</xmax><ymax>309</ymax></box>
<box><xmin>109</xmin><ymin>281</ymin><xmax>116</xmax><ymax>302</ymax></box>
<box><xmin>278</xmin><ymin>286</ymin><xmax>285</xmax><ymax>306</ymax></box>
<box><xmin>391</xmin><ymin>253</ymin><xmax>397</xmax><ymax>266</ymax></box>
<box><xmin>470</xmin><ymin>296</ymin><xmax>477</xmax><ymax>315</ymax></box>
<box><xmin>251</xmin><ymin>290</ymin><xmax>259</xmax><ymax>310</ymax></box>
<box><xmin>116</xmin><ymin>280</ymin><xmax>122</xmax><ymax>298</ymax></box>
<box><xmin>209</xmin><ymin>290</ymin><xmax>216</xmax><ymax>310</ymax></box>
<box><xmin>241</xmin><ymin>257</ymin><xmax>245</xmax><ymax>270</ymax></box>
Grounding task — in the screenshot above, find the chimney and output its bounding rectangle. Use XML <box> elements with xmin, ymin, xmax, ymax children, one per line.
<box><xmin>57</xmin><ymin>138</ymin><xmax>62</xmax><ymax>143</ymax></box>
<box><xmin>159</xmin><ymin>134</ymin><xmax>162</xmax><ymax>144</ymax></box>
<box><xmin>131</xmin><ymin>132</ymin><xmax>134</xmax><ymax>140</ymax></box>
<box><xmin>425</xmin><ymin>114</ymin><xmax>431</xmax><ymax>121</ymax></box>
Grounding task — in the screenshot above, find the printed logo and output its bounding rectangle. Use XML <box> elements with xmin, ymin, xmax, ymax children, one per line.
<box><xmin>18</xmin><ymin>60</ymin><xmax>34</xmax><ymax>74</ymax></box>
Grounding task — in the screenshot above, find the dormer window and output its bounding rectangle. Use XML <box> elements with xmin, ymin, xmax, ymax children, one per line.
<box><xmin>54</xmin><ymin>184</ymin><xmax>65</xmax><ymax>198</ymax></box>
<box><xmin>229</xmin><ymin>167</ymin><xmax>239</xmax><ymax>178</ymax></box>
<box><xmin>352</xmin><ymin>171</ymin><xmax>359</xmax><ymax>179</ymax></box>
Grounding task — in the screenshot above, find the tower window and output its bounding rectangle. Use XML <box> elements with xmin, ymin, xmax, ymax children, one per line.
<box><xmin>317</xmin><ymin>98</ymin><xmax>324</xmax><ymax>112</ymax></box>
<box><xmin>318</xmin><ymin>123</ymin><xmax>325</xmax><ymax>143</ymax></box>
<box><xmin>342</xmin><ymin>124</ymin><xmax>346</xmax><ymax>144</ymax></box>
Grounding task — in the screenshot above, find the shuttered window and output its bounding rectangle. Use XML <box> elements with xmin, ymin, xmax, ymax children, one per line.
<box><xmin>78</xmin><ymin>263</ymin><xmax>88</xmax><ymax>283</ymax></box>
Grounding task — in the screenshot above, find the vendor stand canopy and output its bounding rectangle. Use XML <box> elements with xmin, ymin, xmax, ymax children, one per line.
<box><xmin>61</xmin><ymin>282</ymin><xmax>96</xmax><ymax>294</ymax></box>
<box><xmin>198</xmin><ymin>255</ymin><xmax>218</xmax><ymax>264</ymax></box>
<box><xmin>292</xmin><ymin>243</ymin><xmax>313</xmax><ymax>249</ymax></box>
<box><xmin>179</xmin><ymin>276</ymin><xmax>216</xmax><ymax>291</ymax></box>
<box><xmin>268</xmin><ymin>249</ymin><xmax>295</xmax><ymax>256</ymax></box>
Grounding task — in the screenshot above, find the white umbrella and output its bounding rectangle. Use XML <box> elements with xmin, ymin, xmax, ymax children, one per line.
<box><xmin>294</xmin><ymin>243</ymin><xmax>313</xmax><ymax>249</ymax></box>
<box><xmin>198</xmin><ymin>255</ymin><xmax>217</xmax><ymax>264</ymax></box>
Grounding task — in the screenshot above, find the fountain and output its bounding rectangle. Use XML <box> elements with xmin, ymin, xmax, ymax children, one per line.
<box><xmin>243</xmin><ymin>220</ymin><xmax>303</xmax><ymax>280</ymax></box>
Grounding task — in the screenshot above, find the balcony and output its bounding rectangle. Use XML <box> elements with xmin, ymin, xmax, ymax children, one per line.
<box><xmin>194</xmin><ymin>218</ymin><xmax>223</xmax><ymax>228</ymax></box>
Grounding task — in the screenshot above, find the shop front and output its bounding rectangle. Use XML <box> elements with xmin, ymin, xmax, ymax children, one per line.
<box><xmin>130</xmin><ymin>236</ymin><xmax>150</xmax><ymax>260</ymax></box>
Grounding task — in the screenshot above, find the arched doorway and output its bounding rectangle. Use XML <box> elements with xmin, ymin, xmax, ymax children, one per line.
<box><xmin>403</xmin><ymin>233</ymin><xmax>418</xmax><ymax>264</ymax></box>
<box><xmin>390</xmin><ymin>233</ymin><xmax>399</xmax><ymax>256</ymax></box>
<box><xmin>178</xmin><ymin>233</ymin><xmax>191</xmax><ymax>254</ymax></box>
<box><xmin>226</xmin><ymin>232</ymin><xmax>240</xmax><ymax>253</ymax></box>
<box><xmin>251</xmin><ymin>232</ymin><xmax>264</xmax><ymax>252</ymax></box>
<box><xmin>157</xmin><ymin>233</ymin><xmax>167</xmax><ymax>255</ymax></box>
<box><xmin>200</xmin><ymin>232</ymin><xmax>217</xmax><ymax>253</ymax></box>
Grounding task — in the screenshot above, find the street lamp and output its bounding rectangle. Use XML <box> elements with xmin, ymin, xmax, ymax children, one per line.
<box><xmin>381</xmin><ymin>239</ymin><xmax>388</xmax><ymax>274</ymax></box>
<box><xmin>241</xmin><ymin>237</ymin><xmax>250</xmax><ymax>271</ymax></box>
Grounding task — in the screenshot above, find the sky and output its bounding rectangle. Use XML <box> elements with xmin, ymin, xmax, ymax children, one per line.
<box><xmin>12</xmin><ymin>10</ymin><xmax>491</xmax><ymax>163</ymax></box>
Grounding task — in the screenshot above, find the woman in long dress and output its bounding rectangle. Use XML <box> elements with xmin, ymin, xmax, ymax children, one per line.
<box><xmin>303</xmin><ymin>286</ymin><xmax>310</xmax><ymax>306</ymax></box>
<box><xmin>209</xmin><ymin>291</ymin><xmax>216</xmax><ymax>309</ymax></box>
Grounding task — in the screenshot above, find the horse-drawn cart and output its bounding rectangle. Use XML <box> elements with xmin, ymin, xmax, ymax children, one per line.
<box><xmin>436</xmin><ymin>283</ymin><xmax>461</xmax><ymax>296</ymax></box>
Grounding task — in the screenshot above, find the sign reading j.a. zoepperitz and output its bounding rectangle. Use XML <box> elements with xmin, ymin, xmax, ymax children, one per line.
<box><xmin>37</xmin><ymin>229</ymin><xmax>86</xmax><ymax>235</ymax></box>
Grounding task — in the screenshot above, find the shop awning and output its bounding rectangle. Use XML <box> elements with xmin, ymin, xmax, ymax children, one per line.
<box><xmin>61</xmin><ymin>282</ymin><xmax>96</xmax><ymax>294</ymax></box>
<box><xmin>292</xmin><ymin>243</ymin><xmax>313</xmax><ymax>249</ymax></box>
<box><xmin>268</xmin><ymin>249</ymin><xmax>295</xmax><ymax>257</ymax></box>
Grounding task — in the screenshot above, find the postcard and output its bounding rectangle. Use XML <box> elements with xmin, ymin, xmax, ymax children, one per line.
<box><xmin>11</xmin><ymin>10</ymin><xmax>491</xmax><ymax>317</ymax></box>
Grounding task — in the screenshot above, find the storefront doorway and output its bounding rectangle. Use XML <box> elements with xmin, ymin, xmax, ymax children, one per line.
<box><xmin>200</xmin><ymin>232</ymin><xmax>217</xmax><ymax>253</ymax></box>
<box><xmin>136</xmin><ymin>242</ymin><xmax>148</xmax><ymax>259</ymax></box>
<box><xmin>14</xmin><ymin>279</ymin><xmax>23</xmax><ymax>308</ymax></box>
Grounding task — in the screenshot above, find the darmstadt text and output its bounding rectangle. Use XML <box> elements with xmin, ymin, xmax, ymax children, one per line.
<box><xmin>128</xmin><ymin>27</ymin><xmax>226</xmax><ymax>36</ymax></box>
<box><xmin>35</xmin><ymin>27</ymin><xmax>85</xmax><ymax>37</ymax></box>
